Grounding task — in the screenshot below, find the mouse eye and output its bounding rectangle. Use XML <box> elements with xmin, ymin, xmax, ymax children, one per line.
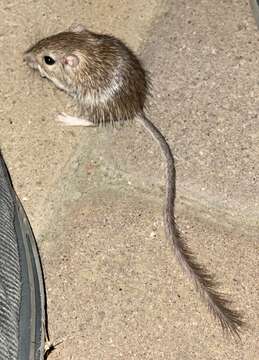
<box><xmin>44</xmin><ymin>56</ymin><xmax>55</xmax><ymax>65</ymax></box>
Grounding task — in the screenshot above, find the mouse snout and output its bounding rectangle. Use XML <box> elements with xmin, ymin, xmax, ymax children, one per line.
<box><xmin>23</xmin><ymin>52</ymin><xmax>38</xmax><ymax>70</ymax></box>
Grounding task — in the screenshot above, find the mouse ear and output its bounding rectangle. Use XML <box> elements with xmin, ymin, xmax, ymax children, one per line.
<box><xmin>62</xmin><ymin>55</ymin><xmax>79</xmax><ymax>67</ymax></box>
<box><xmin>69</xmin><ymin>23</ymin><xmax>86</xmax><ymax>33</ymax></box>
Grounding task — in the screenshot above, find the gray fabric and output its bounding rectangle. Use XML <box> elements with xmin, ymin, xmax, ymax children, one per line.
<box><xmin>0</xmin><ymin>162</ymin><xmax>20</xmax><ymax>360</ymax></box>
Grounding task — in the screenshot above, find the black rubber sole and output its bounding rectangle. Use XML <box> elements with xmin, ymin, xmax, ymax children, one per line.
<box><xmin>250</xmin><ymin>0</ymin><xmax>259</xmax><ymax>29</ymax></box>
<box><xmin>0</xmin><ymin>152</ymin><xmax>46</xmax><ymax>360</ymax></box>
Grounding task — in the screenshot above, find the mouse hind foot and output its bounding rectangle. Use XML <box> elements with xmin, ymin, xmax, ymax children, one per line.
<box><xmin>56</xmin><ymin>113</ymin><xmax>96</xmax><ymax>127</ymax></box>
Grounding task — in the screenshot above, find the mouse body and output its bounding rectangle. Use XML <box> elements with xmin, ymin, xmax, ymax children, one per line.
<box><xmin>24</xmin><ymin>25</ymin><xmax>148</xmax><ymax>126</ymax></box>
<box><xmin>24</xmin><ymin>24</ymin><xmax>243</xmax><ymax>336</ymax></box>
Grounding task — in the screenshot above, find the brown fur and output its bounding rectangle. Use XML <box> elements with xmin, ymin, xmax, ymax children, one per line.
<box><xmin>25</xmin><ymin>30</ymin><xmax>150</xmax><ymax>125</ymax></box>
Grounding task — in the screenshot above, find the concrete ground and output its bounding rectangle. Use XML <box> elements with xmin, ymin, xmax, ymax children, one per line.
<box><xmin>0</xmin><ymin>0</ymin><xmax>258</xmax><ymax>359</ymax></box>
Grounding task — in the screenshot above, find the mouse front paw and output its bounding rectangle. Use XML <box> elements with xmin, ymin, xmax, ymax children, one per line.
<box><xmin>56</xmin><ymin>113</ymin><xmax>95</xmax><ymax>127</ymax></box>
<box><xmin>56</xmin><ymin>112</ymin><xmax>71</xmax><ymax>125</ymax></box>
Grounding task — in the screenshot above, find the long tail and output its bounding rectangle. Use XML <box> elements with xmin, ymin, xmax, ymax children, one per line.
<box><xmin>136</xmin><ymin>114</ymin><xmax>243</xmax><ymax>337</ymax></box>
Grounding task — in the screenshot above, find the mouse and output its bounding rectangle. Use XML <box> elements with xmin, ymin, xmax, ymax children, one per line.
<box><xmin>23</xmin><ymin>24</ymin><xmax>243</xmax><ymax>336</ymax></box>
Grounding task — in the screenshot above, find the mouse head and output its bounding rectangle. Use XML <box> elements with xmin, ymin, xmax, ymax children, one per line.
<box><xmin>23</xmin><ymin>24</ymin><xmax>88</xmax><ymax>94</ymax></box>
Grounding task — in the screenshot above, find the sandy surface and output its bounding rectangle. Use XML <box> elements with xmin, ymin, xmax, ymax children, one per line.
<box><xmin>0</xmin><ymin>0</ymin><xmax>258</xmax><ymax>359</ymax></box>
